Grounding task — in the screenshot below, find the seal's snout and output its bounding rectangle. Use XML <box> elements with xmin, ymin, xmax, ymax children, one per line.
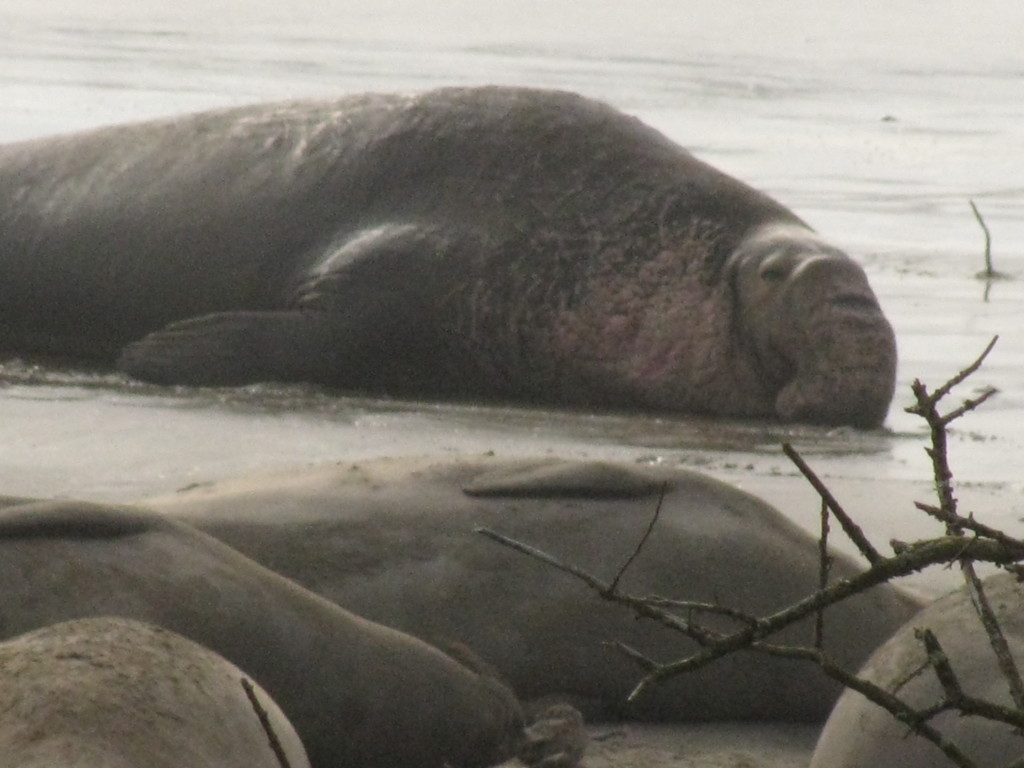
<box><xmin>784</xmin><ymin>253</ymin><xmax>881</xmax><ymax>314</ymax></box>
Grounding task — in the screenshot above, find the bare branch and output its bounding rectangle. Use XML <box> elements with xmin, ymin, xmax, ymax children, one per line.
<box><xmin>607</xmin><ymin>641</ymin><xmax>660</xmax><ymax>672</ymax></box>
<box><xmin>962</xmin><ymin>562</ymin><xmax>1024</xmax><ymax>711</ymax></box>
<box><xmin>478</xmin><ymin>339</ymin><xmax>1024</xmax><ymax>768</ymax></box>
<box><xmin>905</xmin><ymin>336</ymin><xmax>998</xmax><ymax>415</ymax></box>
<box><xmin>782</xmin><ymin>442</ymin><xmax>882</xmax><ymax>565</ymax></box>
<box><xmin>638</xmin><ymin>597</ymin><xmax>759</xmax><ymax>629</ymax></box>
<box><xmin>969</xmin><ymin>199</ymin><xmax>994</xmax><ymax>279</ymax></box>
<box><xmin>816</xmin><ymin>496</ymin><xmax>830</xmax><ymax>650</ymax></box>
<box><xmin>814</xmin><ymin>649</ymin><xmax>980</xmax><ymax>768</ymax></box>
<box><xmin>940</xmin><ymin>387</ymin><xmax>999</xmax><ymax>427</ymax></box>
<box><xmin>474</xmin><ymin>527</ymin><xmax>609</xmax><ymax>593</ymax></box>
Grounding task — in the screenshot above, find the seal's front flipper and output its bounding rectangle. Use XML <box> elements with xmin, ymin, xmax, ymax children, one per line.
<box><xmin>117</xmin><ymin>310</ymin><xmax>337</xmax><ymax>386</ymax></box>
<box><xmin>120</xmin><ymin>223</ymin><xmax>475</xmax><ymax>390</ymax></box>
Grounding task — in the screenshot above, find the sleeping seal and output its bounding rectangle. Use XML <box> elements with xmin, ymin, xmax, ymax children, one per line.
<box><xmin>0</xmin><ymin>87</ymin><xmax>895</xmax><ymax>426</ymax></box>
<box><xmin>0</xmin><ymin>500</ymin><xmax>522</xmax><ymax>768</ymax></box>
<box><xmin>810</xmin><ymin>571</ymin><xmax>1024</xmax><ymax>768</ymax></box>
<box><xmin>0</xmin><ymin>617</ymin><xmax>310</xmax><ymax>768</ymax></box>
<box><xmin>146</xmin><ymin>454</ymin><xmax>925</xmax><ymax>722</ymax></box>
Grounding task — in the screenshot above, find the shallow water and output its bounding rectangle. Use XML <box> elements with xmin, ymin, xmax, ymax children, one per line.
<box><xmin>1</xmin><ymin>0</ymin><xmax>1023</xmax><ymax>594</ymax></box>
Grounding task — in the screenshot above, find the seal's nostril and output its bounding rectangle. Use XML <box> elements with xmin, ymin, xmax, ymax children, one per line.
<box><xmin>759</xmin><ymin>264</ymin><xmax>787</xmax><ymax>282</ymax></box>
<box><xmin>831</xmin><ymin>294</ymin><xmax>878</xmax><ymax>311</ymax></box>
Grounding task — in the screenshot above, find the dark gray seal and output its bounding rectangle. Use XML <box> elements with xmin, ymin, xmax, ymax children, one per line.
<box><xmin>0</xmin><ymin>617</ymin><xmax>311</xmax><ymax>768</ymax></box>
<box><xmin>0</xmin><ymin>500</ymin><xmax>522</xmax><ymax>768</ymax></box>
<box><xmin>145</xmin><ymin>454</ymin><xmax>925</xmax><ymax>722</ymax></box>
<box><xmin>0</xmin><ymin>87</ymin><xmax>896</xmax><ymax>427</ymax></box>
<box><xmin>810</xmin><ymin>571</ymin><xmax>1024</xmax><ymax>768</ymax></box>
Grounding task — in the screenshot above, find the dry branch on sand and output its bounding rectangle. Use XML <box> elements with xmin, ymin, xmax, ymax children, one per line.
<box><xmin>478</xmin><ymin>335</ymin><xmax>1023</xmax><ymax>768</ymax></box>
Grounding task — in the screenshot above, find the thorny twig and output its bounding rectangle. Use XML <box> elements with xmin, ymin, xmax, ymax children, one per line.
<box><xmin>607</xmin><ymin>482</ymin><xmax>667</xmax><ymax>594</ymax></box>
<box><xmin>479</xmin><ymin>337</ymin><xmax>1024</xmax><ymax>767</ymax></box>
<box><xmin>782</xmin><ymin>442</ymin><xmax>882</xmax><ymax>564</ymax></box>
<box><xmin>815</xmin><ymin>495</ymin><xmax>830</xmax><ymax>651</ymax></box>
<box><xmin>963</xmin><ymin>561</ymin><xmax>1024</xmax><ymax>712</ymax></box>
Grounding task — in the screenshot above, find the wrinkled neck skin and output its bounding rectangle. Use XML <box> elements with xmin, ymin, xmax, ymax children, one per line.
<box><xmin>727</xmin><ymin>224</ymin><xmax>898</xmax><ymax>428</ymax></box>
<box><xmin>546</xmin><ymin>239</ymin><xmax>783</xmax><ymax>419</ymax></box>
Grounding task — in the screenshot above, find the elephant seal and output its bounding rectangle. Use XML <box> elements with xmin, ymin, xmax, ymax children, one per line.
<box><xmin>0</xmin><ymin>87</ymin><xmax>896</xmax><ymax>427</ymax></box>
<box><xmin>0</xmin><ymin>500</ymin><xmax>522</xmax><ymax>768</ymax></box>
<box><xmin>0</xmin><ymin>617</ymin><xmax>310</xmax><ymax>768</ymax></box>
<box><xmin>810</xmin><ymin>571</ymin><xmax>1024</xmax><ymax>768</ymax></box>
<box><xmin>145</xmin><ymin>454</ymin><xmax>925</xmax><ymax>722</ymax></box>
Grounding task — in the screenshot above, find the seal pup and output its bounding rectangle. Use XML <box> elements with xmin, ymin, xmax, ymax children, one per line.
<box><xmin>147</xmin><ymin>454</ymin><xmax>925</xmax><ymax>722</ymax></box>
<box><xmin>0</xmin><ymin>617</ymin><xmax>310</xmax><ymax>768</ymax></box>
<box><xmin>0</xmin><ymin>87</ymin><xmax>895</xmax><ymax>426</ymax></box>
<box><xmin>0</xmin><ymin>500</ymin><xmax>522</xmax><ymax>768</ymax></box>
<box><xmin>810</xmin><ymin>571</ymin><xmax>1024</xmax><ymax>768</ymax></box>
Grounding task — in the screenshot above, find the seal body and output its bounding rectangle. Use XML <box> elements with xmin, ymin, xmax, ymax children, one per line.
<box><xmin>0</xmin><ymin>617</ymin><xmax>310</xmax><ymax>768</ymax></box>
<box><xmin>146</xmin><ymin>455</ymin><xmax>924</xmax><ymax>722</ymax></box>
<box><xmin>0</xmin><ymin>501</ymin><xmax>522</xmax><ymax>768</ymax></box>
<box><xmin>0</xmin><ymin>87</ymin><xmax>895</xmax><ymax>427</ymax></box>
<box><xmin>810</xmin><ymin>571</ymin><xmax>1024</xmax><ymax>768</ymax></box>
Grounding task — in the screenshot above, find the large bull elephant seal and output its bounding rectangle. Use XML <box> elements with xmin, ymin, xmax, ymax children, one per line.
<box><xmin>810</xmin><ymin>571</ymin><xmax>1024</xmax><ymax>768</ymax></box>
<box><xmin>0</xmin><ymin>617</ymin><xmax>310</xmax><ymax>768</ymax></box>
<box><xmin>146</xmin><ymin>454</ymin><xmax>925</xmax><ymax>721</ymax></box>
<box><xmin>0</xmin><ymin>87</ymin><xmax>895</xmax><ymax>427</ymax></box>
<box><xmin>0</xmin><ymin>500</ymin><xmax>522</xmax><ymax>768</ymax></box>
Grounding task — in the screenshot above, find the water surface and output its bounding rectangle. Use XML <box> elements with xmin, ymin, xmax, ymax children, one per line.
<box><xmin>2</xmin><ymin>0</ymin><xmax>1023</xmax><ymax>594</ymax></box>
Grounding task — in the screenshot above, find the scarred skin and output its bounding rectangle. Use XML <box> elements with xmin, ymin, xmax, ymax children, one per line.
<box><xmin>0</xmin><ymin>87</ymin><xmax>896</xmax><ymax>426</ymax></box>
<box><xmin>0</xmin><ymin>618</ymin><xmax>311</xmax><ymax>768</ymax></box>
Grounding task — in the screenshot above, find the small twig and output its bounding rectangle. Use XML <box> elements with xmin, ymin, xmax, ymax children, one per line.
<box><xmin>918</xmin><ymin>628</ymin><xmax>965</xmax><ymax>706</ymax></box>
<box><xmin>241</xmin><ymin>677</ymin><xmax>293</xmax><ymax>768</ymax></box>
<box><xmin>969</xmin><ymin>199</ymin><xmax>994</xmax><ymax>279</ymax></box>
<box><xmin>814</xmin><ymin>648</ymin><xmax>979</xmax><ymax>768</ymax></box>
<box><xmin>816</xmin><ymin>495</ymin><xmax>831</xmax><ymax>650</ymax></box>
<box><xmin>474</xmin><ymin>527</ymin><xmax>609</xmax><ymax>592</ymax></box>
<box><xmin>607</xmin><ymin>482</ymin><xmax>668</xmax><ymax>595</ymax></box>
<box><xmin>609</xmin><ymin>641</ymin><xmax>660</xmax><ymax>672</ymax></box>
<box><xmin>939</xmin><ymin>387</ymin><xmax>999</xmax><ymax>427</ymax></box>
<box><xmin>963</xmin><ymin>562</ymin><xmax>1024</xmax><ymax>711</ymax></box>
<box><xmin>783</xmin><ymin>443</ymin><xmax>882</xmax><ymax>565</ymax></box>
<box><xmin>906</xmin><ymin>338</ymin><xmax>999</xmax><ymax>535</ymax></box>
<box><xmin>638</xmin><ymin>597</ymin><xmax>759</xmax><ymax>629</ymax></box>
<box><xmin>914</xmin><ymin>502</ymin><xmax>1024</xmax><ymax>554</ymax></box>
<box><xmin>917</xmin><ymin>627</ymin><xmax>1024</xmax><ymax>729</ymax></box>
<box><xmin>475</xmin><ymin>526</ymin><xmax>716</xmax><ymax>643</ymax></box>
<box><xmin>905</xmin><ymin>336</ymin><xmax>998</xmax><ymax>414</ymax></box>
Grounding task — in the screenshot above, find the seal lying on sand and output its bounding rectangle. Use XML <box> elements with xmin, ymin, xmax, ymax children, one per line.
<box><xmin>810</xmin><ymin>571</ymin><xmax>1024</xmax><ymax>768</ymax></box>
<box><xmin>0</xmin><ymin>87</ymin><xmax>896</xmax><ymax>427</ymax></box>
<box><xmin>0</xmin><ymin>617</ymin><xmax>310</xmax><ymax>768</ymax></box>
<box><xmin>146</xmin><ymin>455</ymin><xmax>924</xmax><ymax>722</ymax></box>
<box><xmin>0</xmin><ymin>500</ymin><xmax>522</xmax><ymax>768</ymax></box>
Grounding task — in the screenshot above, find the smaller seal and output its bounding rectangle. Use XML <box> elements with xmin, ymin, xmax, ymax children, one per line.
<box><xmin>147</xmin><ymin>454</ymin><xmax>925</xmax><ymax>722</ymax></box>
<box><xmin>0</xmin><ymin>617</ymin><xmax>311</xmax><ymax>768</ymax></box>
<box><xmin>810</xmin><ymin>571</ymin><xmax>1024</xmax><ymax>768</ymax></box>
<box><xmin>0</xmin><ymin>500</ymin><xmax>523</xmax><ymax>768</ymax></box>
